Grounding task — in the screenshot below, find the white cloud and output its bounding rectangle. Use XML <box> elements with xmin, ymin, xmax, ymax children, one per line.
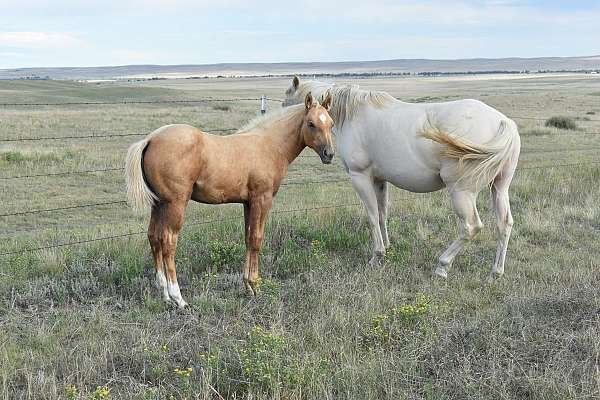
<box><xmin>0</xmin><ymin>31</ymin><xmax>84</xmax><ymax>49</ymax></box>
<box><xmin>0</xmin><ymin>51</ymin><xmax>23</xmax><ymax>57</ymax></box>
<box><xmin>0</xmin><ymin>1</ymin><xmax>599</xmax><ymax>68</ymax></box>
<box><xmin>291</xmin><ymin>0</ymin><xmax>600</xmax><ymax>27</ymax></box>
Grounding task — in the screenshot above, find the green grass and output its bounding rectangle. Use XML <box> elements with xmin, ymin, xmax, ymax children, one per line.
<box><xmin>1</xmin><ymin>76</ymin><xmax>600</xmax><ymax>399</ymax></box>
<box><xmin>545</xmin><ymin>116</ymin><xmax>578</xmax><ymax>130</ymax></box>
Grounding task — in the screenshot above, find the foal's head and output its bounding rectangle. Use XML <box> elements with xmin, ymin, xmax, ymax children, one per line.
<box><xmin>301</xmin><ymin>92</ymin><xmax>335</xmax><ymax>164</ymax></box>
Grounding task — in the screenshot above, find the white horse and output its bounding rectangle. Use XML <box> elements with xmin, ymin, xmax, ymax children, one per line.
<box><xmin>283</xmin><ymin>77</ymin><xmax>521</xmax><ymax>282</ymax></box>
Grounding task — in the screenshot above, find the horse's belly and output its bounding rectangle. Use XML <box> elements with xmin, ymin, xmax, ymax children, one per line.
<box><xmin>191</xmin><ymin>181</ymin><xmax>246</xmax><ymax>204</ymax></box>
<box><xmin>372</xmin><ymin>157</ymin><xmax>444</xmax><ymax>193</ymax></box>
<box><xmin>384</xmin><ymin>171</ymin><xmax>444</xmax><ymax>193</ymax></box>
<box><xmin>386</xmin><ymin>176</ymin><xmax>445</xmax><ymax>193</ymax></box>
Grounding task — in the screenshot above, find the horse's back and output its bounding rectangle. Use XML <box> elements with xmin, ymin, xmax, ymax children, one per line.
<box><xmin>338</xmin><ymin>104</ymin><xmax>446</xmax><ymax>192</ymax></box>
<box><xmin>143</xmin><ymin>124</ymin><xmax>207</xmax><ymax>203</ymax></box>
<box><xmin>338</xmin><ymin>98</ymin><xmax>518</xmax><ymax>193</ymax></box>
<box><xmin>426</xmin><ymin>99</ymin><xmax>515</xmax><ymax>143</ymax></box>
<box><xmin>150</xmin><ymin>123</ymin><xmax>205</xmax><ymax>144</ymax></box>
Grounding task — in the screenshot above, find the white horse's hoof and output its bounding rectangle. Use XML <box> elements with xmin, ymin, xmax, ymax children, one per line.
<box><xmin>486</xmin><ymin>272</ymin><xmax>502</xmax><ymax>284</ymax></box>
<box><xmin>368</xmin><ymin>255</ymin><xmax>383</xmax><ymax>268</ymax></box>
<box><xmin>433</xmin><ymin>266</ymin><xmax>448</xmax><ymax>279</ymax></box>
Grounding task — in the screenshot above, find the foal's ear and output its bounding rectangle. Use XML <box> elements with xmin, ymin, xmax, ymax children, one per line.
<box><xmin>293</xmin><ymin>75</ymin><xmax>300</xmax><ymax>89</ymax></box>
<box><xmin>321</xmin><ymin>91</ymin><xmax>332</xmax><ymax>111</ymax></box>
<box><xmin>304</xmin><ymin>92</ymin><xmax>314</xmax><ymax>110</ymax></box>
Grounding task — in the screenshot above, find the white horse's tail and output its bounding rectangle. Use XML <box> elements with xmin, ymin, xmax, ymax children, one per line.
<box><xmin>125</xmin><ymin>137</ymin><xmax>158</xmax><ymax>213</ymax></box>
<box><xmin>422</xmin><ymin>120</ymin><xmax>519</xmax><ymax>187</ymax></box>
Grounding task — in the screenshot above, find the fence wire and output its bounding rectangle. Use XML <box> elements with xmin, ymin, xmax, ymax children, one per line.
<box><xmin>1</xmin><ymin>161</ymin><xmax>599</xmax><ymax>218</ymax></box>
<box><xmin>2</xmin><ymin>147</ymin><xmax>599</xmax><ymax>181</ymax></box>
<box><xmin>4</xmin><ymin>128</ymin><xmax>600</xmax><ymax>144</ymax></box>
<box><xmin>1</xmin><ymin>160</ymin><xmax>599</xmax><ymax>256</ymax></box>
<box><xmin>0</xmin><ymin>97</ymin><xmax>598</xmax><ymax>123</ymax></box>
<box><xmin>0</xmin><ymin>97</ymin><xmax>283</xmax><ymax>107</ymax></box>
<box><xmin>0</xmin><ymin>128</ymin><xmax>239</xmax><ymax>143</ymax></box>
<box><xmin>1</xmin><ymin>94</ymin><xmax>599</xmax><ymax>256</ymax></box>
<box><xmin>0</xmin><ymin>201</ymin><xmax>367</xmax><ymax>256</ymax></box>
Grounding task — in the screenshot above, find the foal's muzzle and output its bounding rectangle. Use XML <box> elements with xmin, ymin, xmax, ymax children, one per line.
<box><xmin>319</xmin><ymin>146</ymin><xmax>335</xmax><ymax>164</ymax></box>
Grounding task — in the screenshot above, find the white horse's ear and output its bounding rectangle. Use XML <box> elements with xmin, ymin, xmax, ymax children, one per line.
<box><xmin>322</xmin><ymin>91</ymin><xmax>332</xmax><ymax>110</ymax></box>
<box><xmin>293</xmin><ymin>76</ymin><xmax>300</xmax><ymax>89</ymax></box>
<box><xmin>304</xmin><ymin>92</ymin><xmax>314</xmax><ymax>110</ymax></box>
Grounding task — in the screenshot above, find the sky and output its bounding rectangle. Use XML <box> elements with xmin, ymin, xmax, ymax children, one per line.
<box><xmin>0</xmin><ymin>0</ymin><xmax>599</xmax><ymax>69</ymax></box>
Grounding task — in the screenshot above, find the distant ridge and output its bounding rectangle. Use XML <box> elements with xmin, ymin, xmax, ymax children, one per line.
<box><xmin>2</xmin><ymin>55</ymin><xmax>600</xmax><ymax>80</ymax></box>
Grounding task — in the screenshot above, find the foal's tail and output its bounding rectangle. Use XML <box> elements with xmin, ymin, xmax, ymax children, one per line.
<box><xmin>421</xmin><ymin>119</ymin><xmax>520</xmax><ymax>188</ymax></box>
<box><xmin>125</xmin><ymin>137</ymin><xmax>158</xmax><ymax>213</ymax></box>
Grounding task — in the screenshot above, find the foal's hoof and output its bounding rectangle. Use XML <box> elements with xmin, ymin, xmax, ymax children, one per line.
<box><xmin>243</xmin><ymin>278</ymin><xmax>261</xmax><ymax>296</ymax></box>
<box><xmin>162</xmin><ymin>297</ymin><xmax>188</xmax><ymax>309</ymax></box>
<box><xmin>432</xmin><ymin>266</ymin><xmax>448</xmax><ymax>279</ymax></box>
<box><xmin>177</xmin><ymin>300</ymin><xmax>189</xmax><ymax>309</ymax></box>
<box><xmin>167</xmin><ymin>297</ymin><xmax>188</xmax><ymax>309</ymax></box>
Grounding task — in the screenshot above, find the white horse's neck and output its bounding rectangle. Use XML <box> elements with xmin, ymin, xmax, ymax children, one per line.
<box><xmin>297</xmin><ymin>81</ymin><xmax>398</xmax><ymax>128</ymax></box>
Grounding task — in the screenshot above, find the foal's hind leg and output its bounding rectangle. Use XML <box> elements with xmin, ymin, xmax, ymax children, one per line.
<box><xmin>374</xmin><ymin>179</ymin><xmax>390</xmax><ymax>248</ymax></box>
<box><xmin>160</xmin><ymin>201</ymin><xmax>188</xmax><ymax>308</ymax></box>
<box><xmin>434</xmin><ymin>189</ymin><xmax>483</xmax><ymax>278</ymax></box>
<box><xmin>488</xmin><ymin>175</ymin><xmax>514</xmax><ymax>283</ymax></box>
<box><xmin>148</xmin><ymin>206</ymin><xmax>169</xmax><ymax>302</ymax></box>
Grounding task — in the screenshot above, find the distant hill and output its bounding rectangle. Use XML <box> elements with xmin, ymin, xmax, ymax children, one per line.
<box><xmin>2</xmin><ymin>55</ymin><xmax>600</xmax><ymax>80</ymax></box>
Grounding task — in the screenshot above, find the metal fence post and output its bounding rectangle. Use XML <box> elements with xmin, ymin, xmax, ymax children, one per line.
<box><xmin>260</xmin><ymin>95</ymin><xmax>267</xmax><ymax>114</ymax></box>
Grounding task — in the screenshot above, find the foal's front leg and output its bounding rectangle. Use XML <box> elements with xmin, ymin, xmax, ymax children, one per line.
<box><xmin>243</xmin><ymin>195</ymin><xmax>273</xmax><ymax>295</ymax></box>
<box><xmin>349</xmin><ymin>170</ymin><xmax>386</xmax><ymax>267</ymax></box>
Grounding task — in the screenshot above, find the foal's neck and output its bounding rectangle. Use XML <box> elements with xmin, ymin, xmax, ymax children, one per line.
<box><xmin>267</xmin><ymin>107</ymin><xmax>306</xmax><ymax>165</ymax></box>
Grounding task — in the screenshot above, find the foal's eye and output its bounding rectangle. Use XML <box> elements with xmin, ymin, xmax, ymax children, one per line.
<box><xmin>308</xmin><ymin>121</ymin><xmax>315</xmax><ymax>129</ymax></box>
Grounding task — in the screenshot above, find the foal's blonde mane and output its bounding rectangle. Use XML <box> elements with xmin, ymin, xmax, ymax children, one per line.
<box><xmin>237</xmin><ymin>104</ymin><xmax>305</xmax><ymax>134</ymax></box>
<box><xmin>295</xmin><ymin>81</ymin><xmax>395</xmax><ymax>127</ymax></box>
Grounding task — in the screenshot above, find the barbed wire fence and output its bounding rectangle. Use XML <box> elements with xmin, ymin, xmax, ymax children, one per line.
<box><xmin>1</xmin><ymin>95</ymin><xmax>599</xmax><ymax>257</ymax></box>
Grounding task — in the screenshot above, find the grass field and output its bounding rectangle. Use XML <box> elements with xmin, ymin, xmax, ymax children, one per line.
<box><xmin>1</xmin><ymin>74</ymin><xmax>600</xmax><ymax>399</ymax></box>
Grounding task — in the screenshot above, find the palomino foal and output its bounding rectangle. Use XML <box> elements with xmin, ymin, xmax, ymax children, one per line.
<box><xmin>125</xmin><ymin>93</ymin><xmax>334</xmax><ymax>307</ymax></box>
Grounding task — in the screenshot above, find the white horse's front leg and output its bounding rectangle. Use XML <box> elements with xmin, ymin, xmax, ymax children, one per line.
<box><xmin>349</xmin><ymin>170</ymin><xmax>385</xmax><ymax>266</ymax></box>
<box><xmin>374</xmin><ymin>179</ymin><xmax>390</xmax><ymax>248</ymax></box>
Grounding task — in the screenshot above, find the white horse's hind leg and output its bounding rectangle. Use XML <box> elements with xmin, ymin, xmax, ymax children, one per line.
<box><xmin>488</xmin><ymin>177</ymin><xmax>514</xmax><ymax>283</ymax></box>
<box><xmin>349</xmin><ymin>170</ymin><xmax>386</xmax><ymax>266</ymax></box>
<box><xmin>434</xmin><ymin>189</ymin><xmax>483</xmax><ymax>278</ymax></box>
<box><xmin>374</xmin><ymin>180</ymin><xmax>390</xmax><ymax>248</ymax></box>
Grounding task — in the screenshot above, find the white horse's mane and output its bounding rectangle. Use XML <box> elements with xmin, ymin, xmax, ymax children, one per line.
<box><xmin>295</xmin><ymin>81</ymin><xmax>396</xmax><ymax>127</ymax></box>
<box><xmin>237</xmin><ymin>103</ymin><xmax>305</xmax><ymax>133</ymax></box>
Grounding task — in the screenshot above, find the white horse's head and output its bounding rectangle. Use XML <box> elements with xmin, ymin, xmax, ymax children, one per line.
<box><xmin>283</xmin><ymin>76</ymin><xmax>395</xmax><ymax>129</ymax></box>
<box><xmin>282</xmin><ymin>76</ymin><xmax>334</xmax><ymax>108</ymax></box>
<box><xmin>282</xmin><ymin>76</ymin><xmax>301</xmax><ymax>107</ymax></box>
